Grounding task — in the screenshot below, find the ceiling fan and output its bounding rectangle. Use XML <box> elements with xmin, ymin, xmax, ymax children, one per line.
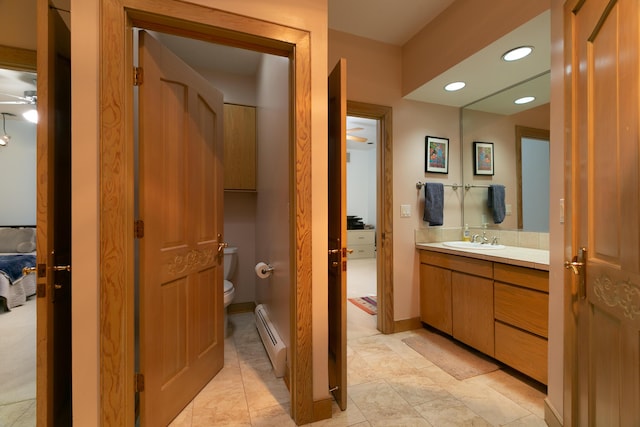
<box><xmin>346</xmin><ymin>127</ymin><xmax>367</xmax><ymax>143</ymax></box>
<box><xmin>0</xmin><ymin>90</ymin><xmax>37</xmax><ymax>105</ymax></box>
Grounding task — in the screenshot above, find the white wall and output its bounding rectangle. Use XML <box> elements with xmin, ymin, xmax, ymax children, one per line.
<box><xmin>346</xmin><ymin>147</ymin><xmax>376</xmax><ymax>227</ymax></box>
<box><xmin>255</xmin><ymin>54</ymin><xmax>291</xmax><ymax>352</ymax></box>
<box><xmin>0</xmin><ymin>119</ymin><xmax>36</xmax><ymax>225</ymax></box>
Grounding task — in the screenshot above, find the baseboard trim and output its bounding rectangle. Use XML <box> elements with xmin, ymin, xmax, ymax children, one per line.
<box><xmin>544</xmin><ymin>398</ymin><xmax>563</xmax><ymax>427</ymax></box>
<box><xmin>228</xmin><ymin>301</ymin><xmax>256</xmax><ymax>315</ymax></box>
<box><xmin>311</xmin><ymin>397</ymin><xmax>332</xmax><ymax>423</ymax></box>
<box><xmin>393</xmin><ymin>317</ymin><xmax>422</xmax><ymax>333</ymax></box>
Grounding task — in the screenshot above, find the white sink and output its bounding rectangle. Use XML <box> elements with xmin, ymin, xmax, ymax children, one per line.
<box><xmin>442</xmin><ymin>241</ymin><xmax>506</xmax><ymax>250</ymax></box>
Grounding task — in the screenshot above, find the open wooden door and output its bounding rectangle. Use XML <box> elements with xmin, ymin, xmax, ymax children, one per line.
<box><xmin>138</xmin><ymin>31</ymin><xmax>225</xmax><ymax>426</ymax></box>
<box><xmin>565</xmin><ymin>0</ymin><xmax>640</xmax><ymax>425</ymax></box>
<box><xmin>328</xmin><ymin>58</ymin><xmax>347</xmax><ymax>411</ymax></box>
<box><xmin>36</xmin><ymin>1</ymin><xmax>72</xmax><ymax>425</ymax></box>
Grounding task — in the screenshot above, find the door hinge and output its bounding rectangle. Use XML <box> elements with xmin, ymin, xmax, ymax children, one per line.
<box><xmin>134</xmin><ymin>220</ymin><xmax>144</xmax><ymax>238</ymax></box>
<box><xmin>133</xmin><ymin>66</ymin><xmax>143</xmax><ymax>86</ymax></box>
<box><xmin>135</xmin><ymin>373</ymin><xmax>145</xmax><ymax>392</ymax></box>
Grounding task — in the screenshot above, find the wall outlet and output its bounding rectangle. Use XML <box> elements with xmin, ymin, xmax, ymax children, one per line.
<box><xmin>400</xmin><ymin>204</ymin><xmax>411</xmax><ymax>218</ymax></box>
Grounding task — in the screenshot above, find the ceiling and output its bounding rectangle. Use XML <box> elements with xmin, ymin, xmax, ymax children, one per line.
<box><xmin>0</xmin><ymin>69</ymin><xmax>37</xmax><ymax>125</ymax></box>
<box><xmin>0</xmin><ymin>1</ymin><xmax>549</xmax><ymax>126</ymax></box>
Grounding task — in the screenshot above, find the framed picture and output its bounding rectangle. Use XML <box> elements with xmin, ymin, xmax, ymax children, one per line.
<box><xmin>473</xmin><ymin>141</ymin><xmax>494</xmax><ymax>175</ymax></box>
<box><xmin>425</xmin><ymin>136</ymin><xmax>449</xmax><ymax>174</ymax></box>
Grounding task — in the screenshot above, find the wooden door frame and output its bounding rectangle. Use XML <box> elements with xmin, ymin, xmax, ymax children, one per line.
<box><xmin>99</xmin><ymin>1</ymin><xmax>313</xmax><ymax>425</ymax></box>
<box><xmin>563</xmin><ymin>1</ymin><xmax>577</xmax><ymax>424</ymax></box>
<box><xmin>346</xmin><ymin>101</ymin><xmax>394</xmax><ymax>334</ymax></box>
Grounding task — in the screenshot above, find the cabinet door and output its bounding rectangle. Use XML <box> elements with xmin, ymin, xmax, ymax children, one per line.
<box><xmin>451</xmin><ymin>272</ymin><xmax>494</xmax><ymax>356</ymax></box>
<box><xmin>419</xmin><ymin>264</ymin><xmax>452</xmax><ymax>334</ymax></box>
<box><xmin>223</xmin><ymin>104</ymin><xmax>256</xmax><ymax>190</ymax></box>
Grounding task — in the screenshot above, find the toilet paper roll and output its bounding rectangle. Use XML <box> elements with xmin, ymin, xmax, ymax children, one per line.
<box><xmin>255</xmin><ymin>262</ymin><xmax>273</xmax><ymax>279</ymax></box>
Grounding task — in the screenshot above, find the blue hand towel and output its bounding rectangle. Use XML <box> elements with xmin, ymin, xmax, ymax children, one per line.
<box><xmin>423</xmin><ymin>183</ymin><xmax>444</xmax><ymax>226</ymax></box>
<box><xmin>487</xmin><ymin>184</ymin><xmax>506</xmax><ymax>224</ymax></box>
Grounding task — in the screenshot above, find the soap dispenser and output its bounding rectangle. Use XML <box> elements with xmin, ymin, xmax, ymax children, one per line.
<box><xmin>463</xmin><ymin>224</ymin><xmax>470</xmax><ymax>242</ymax></box>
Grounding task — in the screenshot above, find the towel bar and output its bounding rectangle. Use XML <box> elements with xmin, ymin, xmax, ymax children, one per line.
<box><xmin>416</xmin><ymin>182</ymin><xmax>460</xmax><ymax>191</ymax></box>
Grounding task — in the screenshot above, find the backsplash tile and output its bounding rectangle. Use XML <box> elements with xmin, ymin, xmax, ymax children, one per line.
<box><xmin>416</xmin><ymin>227</ymin><xmax>549</xmax><ymax>250</ymax></box>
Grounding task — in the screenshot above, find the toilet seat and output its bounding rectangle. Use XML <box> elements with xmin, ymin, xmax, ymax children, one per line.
<box><xmin>223</xmin><ymin>279</ymin><xmax>235</xmax><ymax>307</ymax></box>
<box><xmin>223</xmin><ymin>279</ymin><xmax>234</xmax><ymax>294</ymax></box>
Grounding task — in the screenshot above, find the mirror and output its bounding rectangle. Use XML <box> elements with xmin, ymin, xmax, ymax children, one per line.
<box><xmin>462</xmin><ymin>73</ymin><xmax>550</xmax><ymax>231</ymax></box>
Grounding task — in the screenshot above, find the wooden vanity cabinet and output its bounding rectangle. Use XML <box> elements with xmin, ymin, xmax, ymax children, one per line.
<box><xmin>419</xmin><ymin>249</ymin><xmax>550</xmax><ymax>384</ymax></box>
<box><xmin>419</xmin><ymin>251</ymin><xmax>493</xmax><ymax>354</ymax></box>
<box><xmin>223</xmin><ymin>103</ymin><xmax>256</xmax><ymax>191</ymax></box>
<box><xmin>452</xmin><ymin>271</ymin><xmax>494</xmax><ymax>356</ymax></box>
<box><xmin>494</xmin><ymin>263</ymin><xmax>549</xmax><ymax>384</ymax></box>
<box><xmin>419</xmin><ymin>262</ymin><xmax>452</xmax><ymax>334</ymax></box>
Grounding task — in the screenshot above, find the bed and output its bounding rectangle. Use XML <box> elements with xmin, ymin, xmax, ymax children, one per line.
<box><xmin>0</xmin><ymin>227</ymin><xmax>36</xmax><ymax>312</ymax></box>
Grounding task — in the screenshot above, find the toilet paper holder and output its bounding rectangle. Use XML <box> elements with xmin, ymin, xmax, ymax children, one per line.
<box><xmin>260</xmin><ymin>264</ymin><xmax>274</xmax><ymax>274</ymax></box>
<box><xmin>255</xmin><ymin>261</ymin><xmax>274</xmax><ymax>279</ymax></box>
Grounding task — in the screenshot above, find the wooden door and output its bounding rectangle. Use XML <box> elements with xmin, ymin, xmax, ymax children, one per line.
<box><xmin>566</xmin><ymin>0</ymin><xmax>640</xmax><ymax>425</ymax></box>
<box><xmin>138</xmin><ymin>31</ymin><xmax>225</xmax><ymax>426</ymax></box>
<box><xmin>36</xmin><ymin>2</ymin><xmax>72</xmax><ymax>425</ymax></box>
<box><xmin>328</xmin><ymin>58</ymin><xmax>347</xmax><ymax>411</ymax></box>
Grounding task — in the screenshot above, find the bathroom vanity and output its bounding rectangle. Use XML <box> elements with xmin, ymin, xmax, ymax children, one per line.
<box><xmin>416</xmin><ymin>243</ymin><xmax>549</xmax><ymax>384</ymax></box>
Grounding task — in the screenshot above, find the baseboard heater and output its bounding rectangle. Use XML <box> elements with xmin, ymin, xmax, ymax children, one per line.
<box><xmin>255</xmin><ymin>304</ymin><xmax>286</xmax><ymax>378</ymax></box>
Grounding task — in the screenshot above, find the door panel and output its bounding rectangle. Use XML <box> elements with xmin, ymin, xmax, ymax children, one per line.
<box><xmin>36</xmin><ymin>1</ymin><xmax>72</xmax><ymax>425</ymax></box>
<box><xmin>567</xmin><ymin>0</ymin><xmax>640</xmax><ymax>425</ymax></box>
<box><xmin>328</xmin><ymin>58</ymin><xmax>347</xmax><ymax>411</ymax></box>
<box><xmin>138</xmin><ymin>31</ymin><xmax>224</xmax><ymax>426</ymax></box>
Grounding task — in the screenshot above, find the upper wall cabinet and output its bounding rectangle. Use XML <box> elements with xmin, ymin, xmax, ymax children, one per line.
<box><xmin>224</xmin><ymin>103</ymin><xmax>256</xmax><ymax>191</ymax></box>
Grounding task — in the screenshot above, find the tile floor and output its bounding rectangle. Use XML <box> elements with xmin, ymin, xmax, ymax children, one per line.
<box><xmin>170</xmin><ymin>259</ymin><xmax>548</xmax><ymax>426</ymax></box>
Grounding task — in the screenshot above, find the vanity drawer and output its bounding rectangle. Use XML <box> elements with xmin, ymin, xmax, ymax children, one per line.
<box><xmin>494</xmin><ymin>263</ymin><xmax>548</xmax><ymax>292</ymax></box>
<box><xmin>419</xmin><ymin>250</ymin><xmax>492</xmax><ymax>279</ymax></box>
<box><xmin>494</xmin><ymin>282</ymin><xmax>548</xmax><ymax>338</ymax></box>
<box><xmin>495</xmin><ymin>321</ymin><xmax>547</xmax><ymax>384</ymax></box>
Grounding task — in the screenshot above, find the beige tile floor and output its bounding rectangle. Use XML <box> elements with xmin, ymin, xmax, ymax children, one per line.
<box><xmin>170</xmin><ymin>259</ymin><xmax>548</xmax><ymax>427</ymax></box>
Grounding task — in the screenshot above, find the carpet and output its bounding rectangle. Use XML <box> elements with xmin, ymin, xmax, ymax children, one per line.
<box><xmin>402</xmin><ymin>328</ymin><xmax>500</xmax><ymax>380</ymax></box>
<box><xmin>348</xmin><ymin>295</ymin><xmax>377</xmax><ymax>315</ymax></box>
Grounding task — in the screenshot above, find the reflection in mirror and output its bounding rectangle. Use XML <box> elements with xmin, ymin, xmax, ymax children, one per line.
<box><xmin>462</xmin><ymin>73</ymin><xmax>550</xmax><ymax>231</ymax></box>
<box><xmin>516</xmin><ymin>126</ymin><xmax>549</xmax><ymax>231</ymax></box>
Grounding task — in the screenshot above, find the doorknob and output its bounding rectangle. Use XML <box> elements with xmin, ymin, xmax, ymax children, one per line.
<box><xmin>22</xmin><ymin>266</ymin><xmax>37</xmax><ymax>276</ymax></box>
<box><xmin>217</xmin><ymin>234</ymin><xmax>228</xmax><ymax>257</ymax></box>
<box><xmin>565</xmin><ymin>247</ymin><xmax>587</xmax><ymax>299</ymax></box>
<box><xmin>564</xmin><ymin>260</ymin><xmax>583</xmax><ymax>275</ymax></box>
<box><xmin>53</xmin><ymin>265</ymin><xmax>71</xmax><ymax>272</ymax></box>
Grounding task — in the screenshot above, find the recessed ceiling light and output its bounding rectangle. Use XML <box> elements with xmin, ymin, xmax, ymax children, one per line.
<box><xmin>514</xmin><ymin>96</ymin><xmax>535</xmax><ymax>105</ymax></box>
<box><xmin>502</xmin><ymin>46</ymin><xmax>533</xmax><ymax>62</ymax></box>
<box><xmin>444</xmin><ymin>81</ymin><xmax>466</xmax><ymax>92</ymax></box>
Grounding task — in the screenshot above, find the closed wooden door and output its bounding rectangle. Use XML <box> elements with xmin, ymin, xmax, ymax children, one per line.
<box><xmin>138</xmin><ymin>31</ymin><xmax>225</xmax><ymax>426</ymax></box>
<box><xmin>566</xmin><ymin>0</ymin><xmax>640</xmax><ymax>425</ymax></box>
<box><xmin>36</xmin><ymin>2</ymin><xmax>72</xmax><ymax>425</ymax></box>
<box><xmin>328</xmin><ymin>58</ymin><xmax>347</xmax><ymax>411</ymax></box>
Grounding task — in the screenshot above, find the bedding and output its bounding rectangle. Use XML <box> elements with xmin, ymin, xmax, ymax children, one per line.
<box><xmin>0</xmin><ymin>227</ymin><xmax>37</xmax><ymax>312</ymax></box>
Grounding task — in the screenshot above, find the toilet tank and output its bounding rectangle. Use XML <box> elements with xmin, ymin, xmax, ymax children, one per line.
<box><xmin>223</xmin><ymin>246</ymin><xmax>238</xmax><ymax>280</ymax></box>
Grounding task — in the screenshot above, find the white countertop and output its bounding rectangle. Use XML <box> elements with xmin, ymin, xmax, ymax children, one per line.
<box><xmin>416</xmin><ymin>242</ymin><xmax>549</xmax><ymax>271</ymax></box>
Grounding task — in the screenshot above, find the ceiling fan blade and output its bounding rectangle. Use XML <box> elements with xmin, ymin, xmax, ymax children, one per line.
<box><xmin>346</xmin><ymin>127</ymin><xmax>364</xmax><ymax>132</ymax></box>
<box><xmin>347</xmin><ymin>134</ymin><xmax>367</xmax><ymax>143</ymax></box>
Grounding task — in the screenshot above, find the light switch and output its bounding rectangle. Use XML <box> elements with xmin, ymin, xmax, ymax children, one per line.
<box><xmin>400</xmin><ymin>204</ymin><xmax>411</xmax><ymax>218</ymax></box>
<box><xmin>560</xmin><ymin>198</ymin><xmax>565</xmax><ymax>223</ymax></box>
<box><xmin>505</xmin><ymin>204</ymin><xmax>512</xmax><ymax>215</ymax></box>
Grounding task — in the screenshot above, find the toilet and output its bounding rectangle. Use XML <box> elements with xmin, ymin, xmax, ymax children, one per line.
<box><xmin>223</xmin><ymin>246</ymin><xmax>237</xmax><ymax>337</ymax></box>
